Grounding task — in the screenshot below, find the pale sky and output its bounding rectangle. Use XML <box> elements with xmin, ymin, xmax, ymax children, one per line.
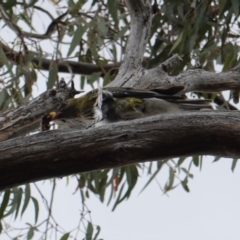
<box><xmin>29</xmin><ymin>158</ymin><xmax>240</xmax><ymax>240</ymax></box>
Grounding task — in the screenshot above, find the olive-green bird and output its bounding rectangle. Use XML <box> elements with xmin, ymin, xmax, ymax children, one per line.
<box><xmin>41</xmin><ymin>86</ymin><xmax>213</xmax><ymax>131</ymax></box>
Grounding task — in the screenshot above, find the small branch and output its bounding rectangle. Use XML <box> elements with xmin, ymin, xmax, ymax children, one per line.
<box><xmin>0</xmin><ymin>111</ymin><xmax>240</xmax><ymax>191</ymax></box>
<box><xmin>0</xmin><ymin>41</ymin><xmax>119</xmax><ymax>75</ymax></box>
<box><xmin>0</xmin><ymin>5</ymin><xmax>68</xmax><ymax>40</ymax></box>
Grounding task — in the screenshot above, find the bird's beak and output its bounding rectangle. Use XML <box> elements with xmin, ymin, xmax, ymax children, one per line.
<box><xmin>49</xmin><ymin>111</ymin><xmax>59</xmax><ymax>120</ymax></box>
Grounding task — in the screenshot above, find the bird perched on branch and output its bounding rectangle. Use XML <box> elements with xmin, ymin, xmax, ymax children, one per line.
<box><xmin>41</xmin><ymin>86</ymin><xmax>213</xmax><ymax>131</ymax></box>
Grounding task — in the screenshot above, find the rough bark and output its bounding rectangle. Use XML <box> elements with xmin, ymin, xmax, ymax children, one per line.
<box><xmin>0</xmin><ymin>111</ymin><xmax>240</xmax><ymax>191</ymax></box>
<box><xmin>0</xmin><ymin>79</ymin><xmax>81</xmax><ymax>142</ymax></box>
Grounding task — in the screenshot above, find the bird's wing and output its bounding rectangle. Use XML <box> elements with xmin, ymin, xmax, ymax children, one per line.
<box><xmin>104</xmin><ymin>87</ymin><xmax>185</xmax><ymax>100</ymax></box>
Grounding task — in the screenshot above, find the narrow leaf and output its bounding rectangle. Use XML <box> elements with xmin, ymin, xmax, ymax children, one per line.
<box><xmin>27</xmin><ymin>227</ymin><xmax>34</xmax><ymax>240</ymax></box>
<box><xmin>21</xmin><ymin>184</ymin><xmax>31</xmax><ymax>217</ymax></box>
<box><xmin>177</xmin><ymin>157</ymin><xmax>187</xmax><ymax>166</ymax></box>
<box><xmin>181</xmin><ymin>178</ymin><xmax>190</xmax><ymax>192</ymax></box>
<box><xmin>169</xmin><ymin>32</ymin><xmax>183</xmax><ymax>54</ymax></box>
<box><xmin>168</xmin><ymin>167</ymin><xmax>175</xmax><ymax>189</ymax></box>
<box><xmin>14</xmin><ymin>187</ymin><xmax>23</xmax><ymax>220</ymax></box>
<box><xmin>231</xmin><ymin>159</ymin><xmax>238</xmax><ymax>172</ymax></box>
<box><xmin>192</xmin><ymin>156</ymin><xmax>199</xmax><ymax>167</ymax></box>
<box><xmin>98</xmin><ymin>17</ymin><xmax>108</xmax><ymax>36</ymax></box>
<box><xmin>107</xmin><ymin>0</ymin><xmax>118</xmax><ymax>26</ymax></box>
<box><xmin>0</xmin><ymin>189</ymin><xmax>10</xmax><ymax>219</ymax></box>
<box><xmin>231</xmin><ymin>0</ymin><xmax>239</xmax><ymax>16</ymax></box>
<box><xmin>47</xmin><ymin>61</ymin><xmax>58</xmax><ymax>89</ymax></box>
<box><xmin>67</xmin><ymin>24</ymin><xmax>86</xmax><ymax>56</ymax></box>
<box><xmin>86</xmin><ymin>222</ymin><xmax>94</xmax><ymax>240</ymax></box>
<box><xmin>31</xmin><ymin>197</ymin><xmax>39</xmax><ymax>224</ymax></box>
<box><xmin>60</xmin><ymin>232</ymin><xmax>70</xmax><ymax>240</ymax></box>
<box><xmin>112</xmin><ymin>183</ymin><xmax>125</xmax><ymax>211</ymax></box>
<box><xmin>93</xmin><ymin>226</ymin><xmax>101</xmax><ymax>240</ymax></box>
<box><xmin>139</xmin><ymin>166</ymin><xmax>161</xmax><ymax>194</ymax></box>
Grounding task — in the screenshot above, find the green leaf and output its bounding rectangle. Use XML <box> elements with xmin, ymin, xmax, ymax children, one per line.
<box><xmin>219</xmin><ymin>0</ymin><xmax>228</xmax><ymax>16</ymax></box>
<box><xmin>112</xmin><ymin>183</ymin><xmax>125</xmax><ymax>211</ymax></box>
<box><xmin>192</xmin><ymin>156</ymin><xmax>199</xmax><ymax>167</ymax></box>
<box><xmin>181</xmin><ymin>178</ymin><xmax>190</xmax><ymax>192</ymax></box>
<box><xmin>139</xmin><ymin>163</ymin><xmax>163</xmax><ymax>194</ymax></box>
<box><xmin>0</xmin><ymin>46</ymin><xmax>13</xmax><ymax>71</ymax></box>
<box><xmin>3</xmin><ymin>0</ymin><xmax>17</xmax><ymax>9</ymax></box>
<box><xmin>91</xmin><ymin>0</ymin><xmax>98</xmax><ymax>6</ymax></box>
<box><xmin>107</xmin><ymin>0</ymin><xmax>118</xmax><ymax>26</ymax></box>
<box><xmin>93</xmin><ymin>226</ymin><xmax>101</xmax><ymax>240</ymax></box>
<box><xmin>231</xmin><ymin>159</ymin><xmax>238</xmax><ymax>172</ymax></box>
<box><xmin>177</xmin><ymin>157</ymin><xmax>187</xmax><ymax>166</ymax></box>
<box><xmin>21</xmin><ymin>184</ymin><xmax>31</xmax><ymax>217</ymax></box>
<box><xmin>26</xmin><ymin>0</ymin><xmax>39</xmax><ymax>8</ymax></box>
<box><xmin>27</xmin><ymin>227</ymin><xmax>34</xmax><ymax>240</ymax></box>
<box><xmin>169</xmin><ymin>31</ymin><xmax>183</xmax><ymax>55</ymax></box>
<box><xmin>98</xmin><ymin>17</ymin><xmax>108</xmax><ymax>36</ymax></box>
<box><xmin>103</xmin><ymin>71</ymin><xmax>113</xmax><ymax>86</ymax></box>
<box><xmin>98</xmin><ymin>175</ymin><xmax>108</xmax><ymax>202</ymax></box>
<box><xmin>212</xmin><ymin>156</ymin><xmax>221</xmax><ymax>163</ymax></box>
<box><xmin>67</xmin><ymin>24</ymin><xmax>86</xmax><ymax>56</ymax></box>
<box><xmin>86</xmin><ymin>222</ymin><xmax>94</xmax><ymax>240</ymax></box>
<box><xmin>60</xmin><ymin>232</ymin><xmax>70</xmax><ymax>240</ymax></box>
<box><xmin>31</xmin><ymin>197</ymin><xmax>39</xmax><ymax>224</ymax></box>
<box><xmin>107</xmin><ymin>170</ymin><xmax>119</xmax><ymax>206</ymax></box>
<box><xmin>168</xmin><ymin>167</ymin><xmax>175</xmax><ymax>189</ymax></box>
<box><xmin>111</xmin><ymin>166</ymin><xmax>139</xmax><ymax>211</ymax></box>
<box><xmin>231</xmin><ymin>0</ymin><xmax>239</xmax><ymax>16</ymax></box>
<box><xmin>47</xmin><ymin>61</ymin><xmax>58</xmax><ymax>89</ymax></box>
<box><xmin>0</xmin><ymin>189</ymin><xmax>10</xmax><ymax>219</ymax></box>
<box><xmin>124</xmin><ymin>165</ymin><xmax>138</xmax><ymax>198</ymax></box>
<box><xmin>14</xmin><ymin>187</ymin><xmax>23</xmax><ymax>220</ymax></box>
<box><xmin>87</xmin><ymin>72</ymin><xmax>101</xmax><ymax>88</ymax></box>
<box><xmin>113</xmin><ymin>25</ymin><xmax>128</xmax><ymax>40</ymax></box>
<box><xmin>4</xmin><ymin>188</ymin><xmax>21</xmax><ymax>218</ymax></box>
<box><xmin>180</xmin><ymin>168</ymin><xmax>194</xmax><ymax>179</ymax></box>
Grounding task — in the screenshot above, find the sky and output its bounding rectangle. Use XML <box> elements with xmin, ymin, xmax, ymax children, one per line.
<box><xmin>1</xmin><ymin>1</ymin><xmax>240</xmax><ymax>240</ymax></box>
<box><xmin>30</xmin><ymin>158</ymin><xmax>240</xmax><ymax>240</ymax></box>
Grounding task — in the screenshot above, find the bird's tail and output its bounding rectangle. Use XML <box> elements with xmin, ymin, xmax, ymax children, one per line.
<box><xmin>172</xmin><ymin>99</ymin><xmax>213</xmax><ymax>110</ymax></box>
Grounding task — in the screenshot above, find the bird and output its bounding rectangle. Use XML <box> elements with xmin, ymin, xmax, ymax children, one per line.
<box><xmin>41</xmin><ymin>86</ymin><xmax>213</xmax><ymax>131</ymax></box>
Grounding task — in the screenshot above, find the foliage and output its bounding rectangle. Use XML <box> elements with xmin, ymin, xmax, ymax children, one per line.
<box><xmin>0</xmin><ymin>0</ymin><xmax>239</xmax><ymax>239</ymax></box>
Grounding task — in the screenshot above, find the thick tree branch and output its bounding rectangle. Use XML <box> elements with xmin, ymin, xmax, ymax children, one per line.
<box><xmin>128</xmin><ymin>61</ymin><xmax>240</xmax><ymax>93</ymax></box>
<box><xmin>0</xmin><ymin>111</ymin><xmax>240</xmax><ymax>191</ymax></box>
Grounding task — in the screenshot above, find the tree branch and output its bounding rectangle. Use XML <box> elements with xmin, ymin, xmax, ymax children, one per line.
<box><xmin>0</xmin><ymin>41</ymin><xmax>119</xmax><ymax>75</ymax></box>
<box><xmin>127</xmin><ymin>61</ymin><xmax>240</xmax><ymax>93</ymax></box>
<box><xmin>0</xmin><ymin>111</ymin><xmax>240</xmax><ymax>191</ymax></box>
<box><xmin>109</xmin><ymin>0</ymin><xmax>152</xmax><ymax>86</ymax></box>
<box><xmin>0</xmin><ymin>79</ymin><xmax>81</xmax><ymax>142</ymax></box>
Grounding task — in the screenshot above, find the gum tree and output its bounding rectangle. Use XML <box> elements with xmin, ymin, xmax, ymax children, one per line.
<box><xmin>0</xmin><ymin>0</ymin><xmax>240</xmax><ymax>239</ymax></box>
